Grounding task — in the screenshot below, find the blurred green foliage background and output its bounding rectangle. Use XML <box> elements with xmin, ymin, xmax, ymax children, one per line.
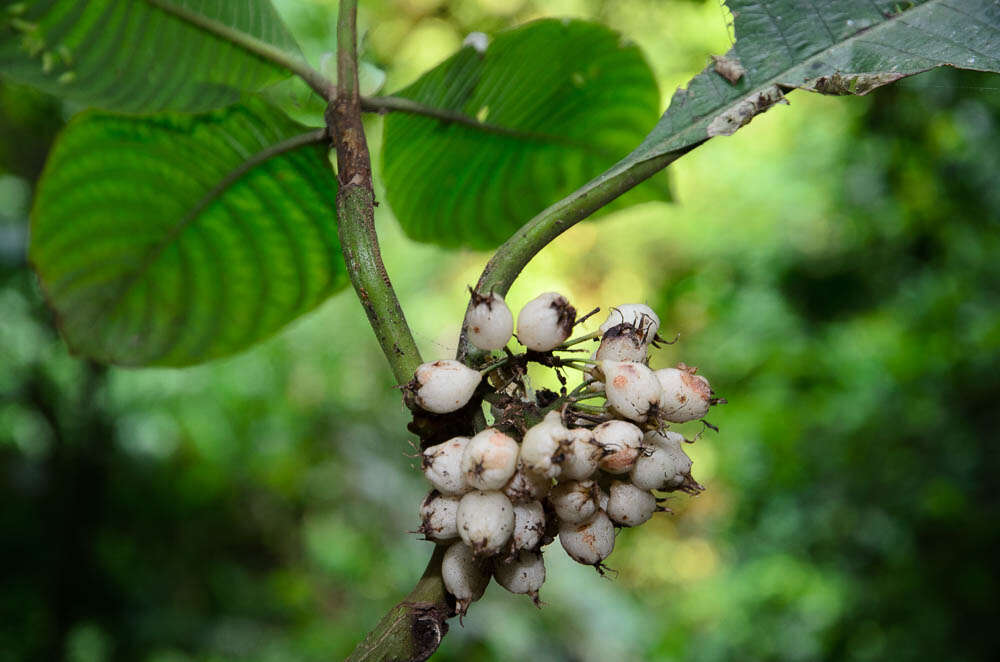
<box><xmin>3</xmin><ymin>1</ymin><xmax>1000</xmax><ymax>660</ymax></box>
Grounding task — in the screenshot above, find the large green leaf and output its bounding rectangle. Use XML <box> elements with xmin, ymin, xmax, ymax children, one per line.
<box><xmin>624</xmin><ymin>0</ymin><xmax>1000</xmax><ymax>174</ymax></box>
<box><xmin>30</xmin><ymin>99</ymin><xmax>344</xmax><ymax>366</ymax></box>
<box><xmin>0</xmin><ymin>0</ymin><xmax>300</xmax><ymax>113</ymax></box>
<box><xmin>381</xmin><ymin>18</ymin><xmax>664</xmax><ymax>250</ymax></box>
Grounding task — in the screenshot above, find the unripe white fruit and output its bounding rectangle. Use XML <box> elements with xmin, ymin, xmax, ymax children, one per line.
<box><xmin>503</xmin><ymin>461</ymin><xmax>551</xmax><ymax>503</ymax></box>
<box><xmin>442</xmin><ymin>542</ymin><xmax>490</xmax><ymax>615</ymax></box>
<box><xmin>595</xmin><ymin>323</ymin><xmax>648</xmax><ymax>363</ymax></box>
<box><xmin>516</xmin><ymin>292</ymin><xmax>576</xmax><ymax>351</ymax></box>
<box><xmin>418</xmin><ymin>491</ymin><xmax>460</xmax><ymax>541</ymax></box>
<box><xmin>457</xmin><ymin>490</ymin><xmax>515</xmax><ymax>556</ymax></box>
<box><xmin>599</xmin><ymin>304</ymin><xmax>660</xmax><ymax>344</ymax></box>
<box><xmin>593</xmin><ymin>420</ymin><xmax>643</xmax><ymax>474</ymax></box>
<box><xmin>422</xmin><ymin>437</ymin><xmax>470</xmax><ymax>495</ymax></box>
<box><xmin>520</xmin><ymin>411</ymin><xmax>569</xmax><ymax>478</ymax></box>
<box><xmin>511</xmin><ymin>500</ymin><xmax>546</xmax><ymax>551</ymax></box>
<box><xmin>466</xmin><ymin>291</ymin><xmax>514</xmax><ymax>351</ymax></box>
<box><xmin>559</xmin><ymin>511</ymin><xmax>615</xmax><ymax>566</ymax></box>
<box><xmin>654</xmin><ymin>365</ymin><xmax>712</xmax><ymax>422</ymax></box>
<box><xmin>559</xmin><ymin>428</ymin><xmax>602</xmax><ymax>480</ymax></box>
<box><xmin>412</xmin><ymin>360</ymin><xmax>482</xmax><ymax>414</ymax></box>
<box><xmin>494</xmin><ymin>550</ymin><xmax>546</xmax><ymax>605</ymax></box>
<box><xmin>461</xmin><ymin>428</ymin><xmax>519</xmax><ymax>490</ymax></box>
<box><xmin>549</xmin><ymin>479</ymin><xmax>600</xmax><ymax>524</ymax></box>
<box><xmin>606</xmin><ymin>481</ymin><xmax>657</xmax><ymax>527</ymax></box>
<box><xmin>602</xmin><ymin>360</ymin><xmax>662</xmax><ymax>422</ymax></box>
<box><xmin>631</xmin><ymin>430</ymin><xmax>698</xmax><ymax>492</ymax></box>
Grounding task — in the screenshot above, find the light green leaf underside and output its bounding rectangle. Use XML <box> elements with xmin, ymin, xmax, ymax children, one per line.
<box><xmin>624</xmin><ymin>0</ymin><xmax>1000</xmax><ymax>171</ymax></box>
<box><xmin>382</xmin><ymin>18</ymin><xmax>665</xmax><ymax>250</ymax></box>
<box><xmin>30</xmin><ymin>100</ymin><xmax>345</xmax><ymax>367</ymax></box>
<box><xmin>0</xmin><ymin>0</ymin><xmax>299</xmax><ymax>113</ymax></box>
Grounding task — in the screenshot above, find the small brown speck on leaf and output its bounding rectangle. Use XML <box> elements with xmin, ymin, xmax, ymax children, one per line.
<box><xmin>712</xmin><ymin>54</ymin><xmax>746</xmax><ymax>84</ymax></box>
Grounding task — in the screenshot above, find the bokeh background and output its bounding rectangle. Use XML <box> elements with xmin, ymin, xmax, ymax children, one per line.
<box><xmin>3</xmin><ymin>1</ymin><xmax>1000</xmax><ymax>660</ymax></box>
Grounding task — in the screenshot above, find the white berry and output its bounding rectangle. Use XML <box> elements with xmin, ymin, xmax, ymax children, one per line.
<box><xmin>503</xmin><ymin>461</ymin><xmax>552</xmax><ymax>503</ymax></box>
<box><xmin>466</xmin><ymin>291</ymin><xmax>514</xmax><ymax>351</ymax></box>
<box><xmin>559</xmin><ymin>428</ymin><xmax>602</xmax><ymax>480</ymax></box>
<box><xmin>422</xmin><ymin>437</ymin><xmax>470</xmax><ymax>495</ymax></box>
<box><xmin>654</xmin><ymin>365</ymin><xmax>712</xmax><ymax>422</ymax></box>
<box><xmin>494</xmin><ymin>550</ymin><xmax>546</xmax><ymax>605</ymax></box>
<box><xmin>412</xmin><ymin>360</ymin><xmax>482</xmax><ymax>414</ymax></box>
<box><xmin>595</xmin><ymin>323</ymin><xmax>648</xmax><ymax>363</ymax></box>
<box><xmin>442</xmin><ymin>542</ymin><xmax>490</xmax><ymax>616</ymax></box>
<box><xmin>516</xmin><ymin>292</ymin><xmax>576</xmax><ymax>351</ymax></box>
<box><xmin>511</xmin><ymin>499</ymin><xmax>546</xmax><ymax>551</ymax></box>
<box><xmin>520</xmin><ymin>410</ymin><xmax>569</xmax><ymax>478</ymax></box>
<box><xmin>599</xmin><ymin>304</ymin><xmax>660</xmax><ymax>343</ymax></box>
<box><xmin>631</xmin><ymin>430</ymin><xmax>698</xmax><ymax>492</ymax></box>
<box><xmin>550</xmin><ymin>479</ymin><xmax>600</xmax><ymax>524</ymax></box>
<box><xmin>457</xmin><ymin>490</ymin><xmax>514</xmax><ymax>556</ymax></box>
<box><xmin>593</xmin><ymin>419</ymin><xmax>643</xmax><ymax>474</ymax></box>
<box><xmin>602</xmin><ymin>360</ymin><xmax>662</xmax><ymax>422</ymax></box>
<box><xmin>606</xmin><ymin>481</ymin><xmax>656</xmax><ymax>527</ymax></box>
<box><xmin>559</xmin><ymin>511</ymin><xmax>615</xmax><ymax>566</ymax></box>
<box><xmin>461</xmin><ymin>428</ymin><xmax>519</xmax><ymax>491</ymax></box>
<box><xmin>418</xmin><ymin>491</ymin><xmax>460</xmax><ymax>541</ymax></box>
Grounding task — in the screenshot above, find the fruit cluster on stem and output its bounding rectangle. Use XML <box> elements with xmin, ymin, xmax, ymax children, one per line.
<box><xmin>406</xmin><ymin>290</ymin><xmax>725</xmax><ymax>615</ymax></box>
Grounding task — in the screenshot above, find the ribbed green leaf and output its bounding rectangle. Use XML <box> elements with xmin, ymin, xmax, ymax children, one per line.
<box><xmin>0</xmin><ymin>0</ymin><xmax>300</xmax><ymax>113</ymax></box>
<box><xmin>381</xmin><ymin>18</ymin><xmax>664</xmax><ymax>250</ymax></box>
<box><xmin>30</xmin><ymin>99</ymin><xmax>344</xmax><ymax>366</ymax></box>
<box><xmin>627</xmin><ymin>0</ymin><xmax>1000</xmax><ymax>169</ymax></box>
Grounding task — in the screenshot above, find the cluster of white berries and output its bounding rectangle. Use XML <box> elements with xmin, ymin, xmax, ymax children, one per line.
<box><xmin>406</xmin><ymin>290</ymin><xmax>722</xmax><ymax>615</ymax></box>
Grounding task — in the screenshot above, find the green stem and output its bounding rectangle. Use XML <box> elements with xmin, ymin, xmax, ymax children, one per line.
<box><xmin>333</xmin><ymin>3</ymin><xmax>449</xmax><ymax>660</ymax></box>
<box><xmin>329</xmin><ymin>0</ymin><xmax>422</xmax><ymax>385</ymax></box>
<box><xmin>478</xmin><ymin>355</ymin><xmax>513</xmax><ymax>375</ymax></box>
<box><xmin>346</xmin><ymin>545</ymin><xmax>450</xmax><ymax>662</ymax></box>
<box><xmin>571</xmin><ymin>403</ymin><xmax>609</xmax><ymax>414</ymax></box>
<box><xmin>143</xmin><ymin>0</ymin><xmax>335</xmax><ymax>100</ymax></box>
<box><xmin>558</xmin><ymin>329</ymin><xmax>602</xmax><ymax>349</ymax></box>
<box><xmin>457</xmin><ymin>145</ymin><xmax>697</xmax><ymax>360</ymax></box>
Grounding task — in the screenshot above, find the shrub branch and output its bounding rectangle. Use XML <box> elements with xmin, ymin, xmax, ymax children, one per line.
<box><xmin>329</xmin><ymin>0</ymin><xmax>422</xmax><ymax>386</ymax></box>
<box><xmin>332</xmin><ymin>2</ymin><xmax>450</xmax><ymax>659</ymax></box>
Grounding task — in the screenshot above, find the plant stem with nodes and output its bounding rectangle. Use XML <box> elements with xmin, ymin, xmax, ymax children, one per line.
<box><xmin>331</xmin><ymin>3</ymin><xmax>451</xmax><ymax>660</ymax></box>
<box><xmin>328</xmin><ymin>0</ymin><xmax>421</xmax><ymax>386</ymax></box>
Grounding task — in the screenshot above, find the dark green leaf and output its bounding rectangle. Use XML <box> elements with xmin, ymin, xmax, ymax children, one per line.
<box><xmin>381</xmin><ymin>18</ymin><xmax>664</xmax><ymax>250</ymax></box>
<box><xmin>0</xmin><ymin>0</ymin><xmax>300</xmax><ymax>113</ymax></box>
<box><xmin>630</xmin><ymin>0</ymin><xmax>1000</xmax><ymax>166</ymax></box>
<box><xmin>30</xmin><ymin>99</ymin><xmax>344</xmax><ymax>366</ymax></box>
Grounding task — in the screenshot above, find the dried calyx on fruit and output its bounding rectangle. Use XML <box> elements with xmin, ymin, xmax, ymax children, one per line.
<box><xmin>601</xmin><ymin>360</ymin><xmax>662</xmax><ymax>422</ymax></box>
<box><xmin>516</xmin><ymin>292</ymin><xmax>577</xmax><ymax>351</ymax></box>
<box><xmin>595</xmin><ymin>322</ymin><xmax>648</xmax><ymax>363</ymax></box>
<box><xmin>461</xmin><ymin>428</ymin><xmax>519</xmax><ymax>490</ymax></box>
<box><xmin>599</xmin><ymin>304</ymin><xmax>660</xmax><ymax>344</ymax></box>
<box><xmin>418</xmin><ymin>491</ymin><xmax>461</xmax><ymax>541</ymax></box>
<box><xmin>407</xmin><ymin>291</ymin><xmax>724</xmax><ymax>615</ymax></box>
